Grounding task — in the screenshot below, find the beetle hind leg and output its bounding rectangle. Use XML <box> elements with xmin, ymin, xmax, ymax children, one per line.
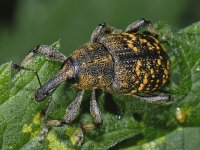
<box><xmin>125</xmin><ymin>18</ymin><xmax>151</xmax><ymax>33</ymax></box>
<box><xmin>133</xmin><ymin>92</ymin><xmax>170</xmax><ymax>104</ymax></box>
<box><xmin>90</xmin><ymin>22</ymin><xmax>122</xmax><ymax>43</ymax></box>
<box><xmin>90</xmin><ymin>90</ymin><xmax>103</xmax><ymax>125</ymax></box>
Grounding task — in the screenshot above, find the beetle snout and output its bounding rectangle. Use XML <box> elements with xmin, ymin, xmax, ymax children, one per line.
<box><xmin>35</xmin><ymin>88</ymin><xmax>47</xmax><ymax>101</ymax></box>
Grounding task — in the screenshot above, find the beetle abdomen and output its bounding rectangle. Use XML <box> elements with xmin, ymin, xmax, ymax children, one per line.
<box><xmin>97</xmin><ymin>32</ymin><xmax>169</xmax><ymax>94</ymax></box>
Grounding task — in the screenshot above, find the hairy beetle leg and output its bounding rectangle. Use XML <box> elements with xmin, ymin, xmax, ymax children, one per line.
<box><xmin>91</xmin><ymin>23</ymin><xmax>108</xmax><ymax>43</ymax></box>
<box><xmin>125</xmin><ymin>18</ymin><xmax>152</xmax><ymax>33</ymax></box>
<box><xmin>90</xmin><ymin>90</ymin><xmax>103</xmax><ymax>125</ymax></box>
<box><xmin>21</xmin><ymin>45</ymin><xmax>67</xmax><ymax>66</ymax></box>
<box><xmin>46</xmin><ymin>90</ymin><xmax>85</xmax><ymax>127</ymax></box>
<box><xmin>90</xmin><ymin>22</ymin><xmax>121</xmax><ymax>43</ymax></box>
<box><xmin>133</xmin><ymin>93</ymin><xmax>170</xmax><ymax>104</ymax></box>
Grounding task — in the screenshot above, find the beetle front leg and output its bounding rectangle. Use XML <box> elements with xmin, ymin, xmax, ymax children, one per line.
<box><xmin>46</xmin><ymin>90</ymin><xmax>85</xmax><ymax>127</ymax></box>
<box><xmin>133</xmin><ymin>93</ymin><xmax>170</xmax><ymax>104</ymax></box>
<box><xmin>21</xmin><ymin>45</ymin><xmax>67</xmax><ymax>66</ymax></box>
<box><xmin>125</xmin><ymin>18</ymin><xmax>151</xmax><ymax>33</ymax></box>
<box><xmin>90</xmin><ymin>89</ymin><xmax>103</xmax><ymax>125</ymax></box>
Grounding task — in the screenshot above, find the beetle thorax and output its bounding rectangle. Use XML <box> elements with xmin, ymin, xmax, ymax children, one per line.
<box><xmin>69</xmin><ymin>43</ymin><xmax>114</xmax><ymax>90</ymax></box>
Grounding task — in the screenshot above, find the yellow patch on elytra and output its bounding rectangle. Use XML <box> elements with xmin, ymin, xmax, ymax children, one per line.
<box><xmin>147</xmin><ymin>42</ymin><xmax>151</xmax><ymax>46</ymax></box>
<box><xmin>135</xmin><ymin>80</ymin><xmax>140</xmax><ymax>84</ymax></box>
<box><xmin>156</xmin><ymin>46</ymin><xmax>160</xmax><ymax>50</ymax></box>
<box><xmin>33</xmin><ymin>112</ymin><xmax>41</xmax><ymax>125</ymax></box>
<box><xmin>162</xmin><ymin>79</ymin><xmax>167</xmax><ymax>84</ymax></box>
<box><xmin>123</xmin><ymin>37</ymin><xmax>128</xmax><ymax>41</ymax></box>
<box><xmin>131</xmin><ymin>76</ymin><xmax>136</xmax><ymax>81</ymax></box>
<box><xmin>121</xmin><ymin>82</ymin><xmax>129</xmax><ymax>88</ymax></box>
<box><xmin>128</xmin><ymin>43</ymin><xmax>134</xmax><ymax>49</ymax></box>
<box><xmin>126</xmin><ymin>89</ymin><xmax>137</xmax><ymax>95</ymax></box>
<box><xmin>151</xmin><ymin>36</ymin><xmax>160</xmax><ymax>44</ymax></box>
<box><xmin>136</xmin><ymin>70</ymin><xmax>141</xmax><ymax>76</ymax></box>
<box><xmin>139</xmin><ymin>38</ymin><xmax>147</xmax><ymax>43</ymax></box>
<box><xmin>150</xmin><ymin>69</ymin><xmax>154</xmax><ymax>74</ymax></box>
<box><xmin>167</xmin><ymin>60</ymin><xmax>170</xmax><ymax>66</ymax></box>
<box><xmin>157</xmin><ymin>59</ymin><xmax>161</xmax><ymax>65</ymax></box>
<box><xmin>163</xmin><ymin>74</ymin><xmax>166</xmax><ymax>78</ymax></box>
<box><xmin>111</xmin><ymin>41</ymin><xmax>117</xmax><ymax>45</ymax></box>
<box><xmin>164</xmin><ymin>69</ymin><xmax>168</xmax><ymax>75</ymax></box>
<box><xmin>134</xmin><ymin>60</ymin><xmax>142</xmax><ymax>76</ymax></box>
<box><xmin>146</xmin><ymin>87</ymin><xmax>150</xmax><ymax>91</ymax></box>
<box><xmin>131</xmin><ymin>90</ymin><xmax>137</xmax><ymax>94</ymax></box>
<box><xmin>138</xmin><ymin>84</ymin><xmax>145</xmax><ymax>91</ymax></box>
<box><xmin>143</xmin><ymin>74</ymin><xmax>148</xmax><ymax>84</ymax></box>
<box><xmin>149</xmin><ymin>47</ymin><xmax>154</xmax><ymax>50</ymax></box>
<box><xmin>132</xmin><ymin>47</ymin><xmax>138</xmax><ymax>53</ymax></box>
<box><xmin>152</xmin><ymin>87</ymin><xmax>157</xmax><ymax>91</ymax></box>
<box><xmin>143</xmin><ymin>78</ymin><xmax>148</xmax><ymax>84</ymax></box>
<box><xmin>22</xmin><ymin>123</ymin><xmax>32</xmax><ymax>133</ymax></box>
<box><xmin>136</xmin><ymin>60</ymin><xmax>142</xmax><ymax>67</ymax></box>
<box><xmin>81</xmin><ymin>62</ymin><xmax>87</xmax><ymax>67</ymax></box>
<box><xmin>47</xmin><ymin>131</ymin><xmax>70</xmax><ymax>150</ymax></box>
<box><xmin>127</xmin><ymin>40</ymin><xmax>132</xmax><ymax>44</ymax></box>
<box><xmin>147</xmin><ymin>65</ymin><xmax>151</xmax><ymax>69</ymax></box>
<box><xmin>159</xmin><ymin>56</ymin><xmax>163</xmax><ymax>60</ymax></box>
<box><xmin>129</xmin><ymin>34</ymin><xmax>136</xmax><ymax>40</ymax></box>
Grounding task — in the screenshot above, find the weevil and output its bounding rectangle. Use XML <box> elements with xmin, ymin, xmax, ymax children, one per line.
<box><xmin>17</xmin><ymin>19</ymin><xmax>170</xmax><ymax>127</ymax></box>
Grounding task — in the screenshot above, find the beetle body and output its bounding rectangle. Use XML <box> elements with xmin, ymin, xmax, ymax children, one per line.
<box><xmin>69</xmin><ymin>32</ymin><xmax>169</xmax><ymax>95</ymax></box>
<box><xmin>30</xmin><ymin>19</ymin><xmax>170</xmax><ymax>126</ymax></box>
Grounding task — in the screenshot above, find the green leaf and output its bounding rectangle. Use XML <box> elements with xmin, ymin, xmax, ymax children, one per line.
<box><xmin>1</xmin><ymin>21</ymin><xmax>200</xmax><ymax>150</ymax></box>
<box><xmin>0</xmin><ymin>62</ymin><xmax>12</xmax><ymax>104</ymax></box>
<box><xmin>81</xmin><ymin>114</ymin><xmax>143</xmax><ymax>150</ymax></box>
<box><xmin>124</xmin><ymin>127</ymin><xmax>200</xmax><ymax>150</ymax></box>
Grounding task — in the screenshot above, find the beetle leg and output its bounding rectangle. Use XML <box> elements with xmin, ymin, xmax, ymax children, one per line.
<box><xmin>90</xmin><ymin>89</ymin><xmax>103</xmax><ymax>125</ymax></box>
<box><xmin>46</xmin><ymin>90</ymin><xmax>85</xmax><ymax>127</ymax></box>
<box><xmin>90</xmin><ymin>23</ymin><xmax>122</xmax><ymax>43</ymax></box>
<box><xmin>133</xmin><ymin>93</ymin><xmax>170</xmax><ymax>104</ymax></box>
<box><xmin>21</xmin><ymin>45</ymin><xmax>67</xmax><ymax>66</ymax></box>
<box><xmin>90</xmin><ymin>23</ymin><xmax>107</xmax><ymax>43</ymax></box>
<box><xmin>125</xmin><ymin>18</ymin><xmax>151</xmax><ymax>33</ymax></box>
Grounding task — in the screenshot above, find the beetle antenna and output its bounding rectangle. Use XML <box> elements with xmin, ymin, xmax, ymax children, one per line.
<box><xmin>12</xmin><ymin>64</ymin><xmax>42</xmax><ymax>87</ymax></box>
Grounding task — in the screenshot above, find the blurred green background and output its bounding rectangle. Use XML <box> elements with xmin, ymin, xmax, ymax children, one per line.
<box><xmin>0</xmin><ymin>0</ymin><xmax>200</xmax><ymax>64</ymax></box>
